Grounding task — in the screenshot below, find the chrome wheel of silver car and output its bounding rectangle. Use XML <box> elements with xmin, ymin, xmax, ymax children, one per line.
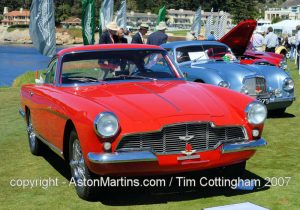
<box><xmin>27</xmin><ymin>112</ymin><xmax>41</xmax><ymax>155</ymax></box>
<box><xmin>69</xmin><ymin>130</ymin><xmax>96</xmax><ymax>200</ymax></box>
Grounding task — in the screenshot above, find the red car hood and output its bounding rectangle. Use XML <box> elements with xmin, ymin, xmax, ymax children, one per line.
<box><xmin>68</xmin><ymin>81</ymin><xmax>247</xmax><ymax>126</ymax></box>
<box><xmin>220</xmin><ymin>20</ymin><xmax>257</xmax><ymax>56</ymax></box>
<box><xmin>245</xmin><ymin>50</ymin><xmax>282</xmax><ymax>58</ymax></box>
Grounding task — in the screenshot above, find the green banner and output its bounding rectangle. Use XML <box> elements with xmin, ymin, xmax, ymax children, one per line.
<box><xmin>157</xmin><ymin>6</ymin><xmax>166</xmax><ymax>25</ymax></box>
<box><xmin>82</xmin><ymin>0</ymin><xmax>95</xmax><ymax>45</ymax></box>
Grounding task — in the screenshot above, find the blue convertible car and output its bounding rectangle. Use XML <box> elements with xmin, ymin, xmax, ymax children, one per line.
<box><xmin>162</xmin><ymin>41</ymin><xmax>295</xmax><ymax>114</ymax></box>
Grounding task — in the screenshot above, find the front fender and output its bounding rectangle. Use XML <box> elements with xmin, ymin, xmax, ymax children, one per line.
<box><xmin>179</xmin><ymin>66</ymin><xmax>223</xmax><ymax>85</ymax></box>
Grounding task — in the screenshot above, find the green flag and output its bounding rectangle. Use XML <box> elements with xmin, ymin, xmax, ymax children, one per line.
<box><xmin>157</xmin><ymin>6</ymin><xmax>166</xmax><ymax>25</ymax></box>
<box><xmin>82</xmin><ymin>0</ymin><xmax>95</xmax><ymax>45</ymax></box>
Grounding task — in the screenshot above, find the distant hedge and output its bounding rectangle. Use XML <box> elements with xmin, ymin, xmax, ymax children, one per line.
<box><xmin>7</xmin><ymin>24</ymin><xmax>29</xmax><ymax>32</ymax></box>
<box><xmin>8</xmin><ymin>24</ymin><xmax>29</xmax><ymax>29</ymax></box>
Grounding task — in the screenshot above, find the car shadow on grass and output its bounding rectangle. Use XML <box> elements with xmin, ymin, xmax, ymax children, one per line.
<box><xmin>41</xmin><ymin>145</ymin><xmax>270</xmax><ymax>205</ymax></box>
<box><xmin>97</xmin><ymin>170</ymin><xmax>270</xmax><ymax>206</ymax></box>
<box><xmin>41</xmin><ymin>145</ymin><xmax>72</xmax><ymax>180</ymax></box>
<box><xmin>267</xmin><ymin>111</ymin><xmax>295</xmax><ymax>119</ymax></box>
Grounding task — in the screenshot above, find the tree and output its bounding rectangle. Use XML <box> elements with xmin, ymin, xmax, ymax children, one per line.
<box><xmin>55</xmin><ymin>2</ymin><xmax>72</xmax><ymax>24</ymax></box>
<box><xmin>226</xmin><ymin>0</ymin><xmax>260</xmax><ymax>24</ymax></box>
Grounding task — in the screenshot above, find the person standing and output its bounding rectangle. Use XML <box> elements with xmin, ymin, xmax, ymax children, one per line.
<box><xmin>113</xmin><ymin>28</ymin><xmax>128</xmax><ymax>43</ymax></box>
<box><xmin>123</xmin><ymin>28</ymin><xmax>132</xmax><ymax>43</ymax></box>
<box><xmin>146</xmin><ymin>22</ymin><xmax>168</xmax><ymax>46</ymax></box>
<box><xmin>99</xmin><ymin>22</ymin><xmax>119</xmax><ymax>44</ymax></box>
<box><xmin>296</xmin><ymin>25</ymin><xmax>300</xmax><ymax>69</ymax></box>
<box><xmin>207</xmin><ymin>31</ymin><xmax>216</xmax><ymax>41</ymax></box>
<box><xmin>289</xmin><ymin>35</ymin><xmax>296</xmax><ymax>60</ymax></box>
<box><xmin>252</xmin><ymin>30</ymin><xmax>264</xmax><ymax>52</ymax></box>
<box><xmin>264</xmin><ymin>27</ymin><xmax>279</xmax><ymax>52</ymax></box>
<box><xmin>131</xmin><ymin>23</ymin><xmax>149</xmax><ymax>44</ymax></box>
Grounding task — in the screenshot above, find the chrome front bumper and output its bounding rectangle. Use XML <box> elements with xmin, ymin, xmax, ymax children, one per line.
<box><xmin>88</xmin><ymin>151</ymin><xmax>158</xmax><ymax>164</ymax></box>
<box><xmin>88</xmin><ymin>138</ymin><xmax>267</xmax><ymax>164</ymax></box>
<box><xmin>221</xmin><ymin>138</ymin><xmax>267</xmax><ymax>154</ymax></box>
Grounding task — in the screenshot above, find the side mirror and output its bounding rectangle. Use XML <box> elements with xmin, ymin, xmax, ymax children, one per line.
<box><xmin>35</xmin><ymin>70</ymin><xmax>44</xmax><ymax>84</ymax></box>
<box><xmin>35</xmin><ymin>76</ymin><xmax>44</xmax><ymax>84</ymax></box>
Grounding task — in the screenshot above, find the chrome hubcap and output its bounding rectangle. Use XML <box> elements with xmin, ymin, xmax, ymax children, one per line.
<box><xmin>27</xmin><ymin>118</ymin><xmax>36</xmax><ymax>148</ymax></box>
<box><xmin>70</xmin><ymin>139</ymin><xmax>86</xmax><ymax>183</ymax></box>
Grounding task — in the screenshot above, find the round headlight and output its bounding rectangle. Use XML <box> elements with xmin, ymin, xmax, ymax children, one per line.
<box><xmin>94</xmin><ymin>112</ymin><xmax>119</xmax><ymax>138</ymax></box>
<box><xmin>245</xmin><ymin>102</ymin><xmax>267</xmax><ymax>125</ymax></box>
<box><xmin>283</xmin><ymin>78</ymin><xmax>294</xmax><ymax>91</ymax></box>
<box><xmin>218</xmin><ymin>81</ymin><xmax>230</xmax><ymax>88</ymax></box>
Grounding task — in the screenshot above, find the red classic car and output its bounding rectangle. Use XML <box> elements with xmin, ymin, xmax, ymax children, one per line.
<box><xmin>19</xmin><ymin>44</ymin><xmax>267</xmax><ymax>200</ymax></box>
<box><xmin>220</xmin><ymin>20</ymin><xmax>287</xmax><ymax>70</ymax></box>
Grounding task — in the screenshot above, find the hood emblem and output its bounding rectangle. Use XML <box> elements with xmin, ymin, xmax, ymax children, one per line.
<box><xmin>178</xmin><ymin>135</ymin><xmax>197</xmax><ymax>156</ymax></box>
<box><xmin>181</xmin><ymin>143</ymin><xmax>197</xmax><ymax>156</ymax></box>
<box><xmin>179</xmin><ymin>135</ymin><xmax>194</xmax><ymax>142</ymax></box>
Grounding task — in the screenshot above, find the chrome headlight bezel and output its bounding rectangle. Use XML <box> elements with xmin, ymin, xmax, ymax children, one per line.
<box><xmin>218</xmin><ymin>81</ymin><xmax>230</xmax><ymax>88</ymax></box>
<box><xmin>282</xmin><ymin>78</ymin><xmax>294</xmax><ymax>91</ymax></box>
<box><xmin>245</xmin><ymin>101</ymin><xmax>267</xmax><ymax>125</ymax></box>
<box><xmin>94</xmin><ymin>112</ymin><xmax>119</xmax><ymax>139</ymax></box>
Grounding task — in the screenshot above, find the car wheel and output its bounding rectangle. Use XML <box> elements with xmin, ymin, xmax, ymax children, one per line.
<box><xmin>27</xmin><ymin>111</ymin><xmax>42</xmax><ymax>155</ymax></box>
<box><xmin>222</xmin><ymin>161</ymin><xmax>246</xmax><ymax>178</ymax></box>
<box><xmin>69</xmin><ymin>130</ymin><xmax>96</xmax><ymax>200</ymax></box>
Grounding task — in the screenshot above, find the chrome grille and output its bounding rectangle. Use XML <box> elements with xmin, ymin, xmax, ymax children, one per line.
<box><xmin>116</xmin><ymin>123</ymin><xmax>246</xmax><ymax>154</ymax></box>
<box><xmin>243</xmin><ymin>77</ymin><xmax>267</xmax><ymax>96</ymax></box>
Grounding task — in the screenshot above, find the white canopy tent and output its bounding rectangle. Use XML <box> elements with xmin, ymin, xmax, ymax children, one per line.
<box><xmin>261</xmin><ymin>20</ymin><xmax>300</xmax><ymax>36</ymax></box>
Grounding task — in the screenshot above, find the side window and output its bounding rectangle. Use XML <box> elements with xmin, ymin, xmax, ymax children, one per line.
<box><xmin>45</xmin><ymin>59</ymin><xmax>57</xmax><ymax>84</ymax></box>
<box><xmin>165</xmin><ymin>49</ymin><xmax>174</xmax><ymax>58</ymax></box>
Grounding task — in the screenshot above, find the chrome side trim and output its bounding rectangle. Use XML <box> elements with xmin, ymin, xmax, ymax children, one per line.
<box><xmin>88</xmin><ymin>151</ymin><xmax>158</xmax><ymax>164</ymax></box>
<box><xmin>222</xmin><ymin>138</ymin><xmax>267</xmax><ymax>154</ymax></box>
<box><xmin>35</xmin><ymin>133</ymin><xmax>64</xmax><ymax>159</ymax></box>
<box><xmin>19</xmin><ymin>108</ymin><xmax>25</xmax><ymax>119</ymax></box>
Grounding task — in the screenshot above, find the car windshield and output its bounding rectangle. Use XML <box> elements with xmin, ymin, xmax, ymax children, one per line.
<box><xmin>175</xmin><ymin>45</ymin><xmax>237</xmax><ymax>63</ymax></box>
<box><xmin>60</xmin><ymin>50</ymin><xmax>178</xmax><ymax>85</ymax></box>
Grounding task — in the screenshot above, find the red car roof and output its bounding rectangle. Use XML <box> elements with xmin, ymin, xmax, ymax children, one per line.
<box><xmin>57</xmin><ymin>44</ymin><xmax>163</xmax><ymax>56</ymax></box>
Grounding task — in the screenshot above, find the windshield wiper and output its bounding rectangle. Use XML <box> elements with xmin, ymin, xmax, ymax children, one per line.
<box><xmin>105</xmin><ymin>75</ymin><xmax>157</xmax><ymax>81</ymax></box>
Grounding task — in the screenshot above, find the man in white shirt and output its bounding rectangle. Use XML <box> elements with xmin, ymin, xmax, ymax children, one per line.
<box><xmin>252</xmin><ymin>30</ymin><xmax>264</xmax><ymax>51</ymax></box>
<box><xmin>264</xmin><ymin>27</ymin><xmax>279</xmax><ymax>52</ymax></box>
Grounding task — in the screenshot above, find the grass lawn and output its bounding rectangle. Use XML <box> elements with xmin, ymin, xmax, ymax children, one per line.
<box><xmin>1</xmin><ymin>62</ymin><xmax>300</xmax><ymax>209</ymax></box>
<box><xmin>167</xmin><ymin>30</ymin><xmax>189</xmax><ymax>36</ymax></box>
